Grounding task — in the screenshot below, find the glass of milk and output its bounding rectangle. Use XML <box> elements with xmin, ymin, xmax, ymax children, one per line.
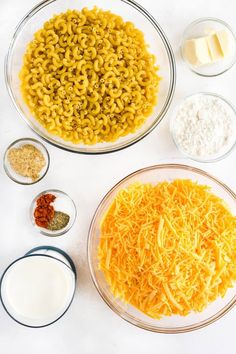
<box><xmin>0</xmin><ymin>246</ymin><xmax>76</xmax><ymax>327</ymax></box>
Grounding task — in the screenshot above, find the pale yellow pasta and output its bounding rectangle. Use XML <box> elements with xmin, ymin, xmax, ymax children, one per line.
<box><xmin>20</xmin><ymin>7</ymin><xmax>160</xmax><ymax>145</ymax></box>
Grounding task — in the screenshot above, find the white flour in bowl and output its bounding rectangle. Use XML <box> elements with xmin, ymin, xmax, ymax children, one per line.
<box><xmin>172</xmin><ymin>94</ymin><xmax>236</xmax><ymax>160</ymax></box>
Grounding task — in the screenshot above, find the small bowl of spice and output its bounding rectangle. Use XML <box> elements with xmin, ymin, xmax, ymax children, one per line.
<box><xmin>4</xmin><ymin>138</ymin><xmax>49</xmax><ymax>184</ymax></box>
<box><xmin>30</xmin><ymin>189</ymin><xmax>77</xmax><ymax>236</ymax></box>
<box><xmin>170</xmin><ymin>92</ymin><xmax>236</xmax><ymax>162</ymax></box>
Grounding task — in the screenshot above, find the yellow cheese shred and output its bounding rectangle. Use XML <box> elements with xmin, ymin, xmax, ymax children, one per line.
<box><xmin>98</xmin><ymin>179</ymin><xmax>236</xmax><ymax>318</ymax></box>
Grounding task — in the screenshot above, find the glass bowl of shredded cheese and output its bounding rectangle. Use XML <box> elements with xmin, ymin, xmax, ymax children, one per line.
<box><xmin>88</xmin><ymin>164</ymin><xmax>236</xmax><ymax>333</ymax></box>
<box><xmin>5</xmin><ymin>0</ymin><xmax>175</xmax><ymax>154</ymax></box>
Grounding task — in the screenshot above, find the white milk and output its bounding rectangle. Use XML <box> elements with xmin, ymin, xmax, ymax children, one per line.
<box><xmin>1</xmin><ymin>255</ymin><xmax>75</xmax><ymax>326</ymax></box>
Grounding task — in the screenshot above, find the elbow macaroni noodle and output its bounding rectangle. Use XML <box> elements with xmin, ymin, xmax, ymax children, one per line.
<box><xmin>20</xmin><ymin>8</ymin><xmax>160</xmax><ymax>145</ymax></box>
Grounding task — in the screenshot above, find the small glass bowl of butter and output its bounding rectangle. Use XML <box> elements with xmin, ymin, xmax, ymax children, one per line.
<box><xmin>181</xmin><ymin>18</ymin><xmax>236</xmax><ymax>76</ymax></box>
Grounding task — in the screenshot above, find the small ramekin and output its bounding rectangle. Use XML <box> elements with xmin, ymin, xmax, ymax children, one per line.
<box><xmin>30</xmin><ymin>189</ymin><xmax>77</xmax><ymax>237</ymax></box>
<box><xmin>170</xmin><ymin>92</ymin><xmax>236</xmax><ymax>162</ymax></box>
<box><xmin>3</xmin><ymin>137</ymin><xmax>50</xmax><ymax>185</ymax></box>
<box><xmin>181</xmin><ymin>18</ymin><xmax>236</xmax><ymax>77</ymax></box>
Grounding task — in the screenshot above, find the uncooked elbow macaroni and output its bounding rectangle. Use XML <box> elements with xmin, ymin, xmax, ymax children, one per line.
<box><xmin>20</xmin><ymin>7</ymin><xmax>160</xmax><ymax>145</ymax></box>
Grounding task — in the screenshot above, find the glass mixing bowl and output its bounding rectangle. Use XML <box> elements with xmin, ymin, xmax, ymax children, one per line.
<box><xmin>88</xmin><ymin>164</ymin><xmax>236</xmax><ymax>333</ymax></box>
<box><xmin>5</xmin><ymin>0</ymin><xmax>175</xmax><ymax>154</ymax></box>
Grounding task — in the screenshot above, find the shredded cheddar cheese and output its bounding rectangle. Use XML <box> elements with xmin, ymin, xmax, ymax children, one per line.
<box><xmin>98</xmin><ymin>180</ymin><xmax>236</xmax><ymax>318</ymax></box>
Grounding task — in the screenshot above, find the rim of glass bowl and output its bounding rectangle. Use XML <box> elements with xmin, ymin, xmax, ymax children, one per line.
<box><xmin>5</xmin><ymin>0</ymin><xmax>176</xmax><ymax>155</ymax></box>
<box><xmin>180</xmin><ymin>17</ymin><xmax>236</xmax><ymax>77</ymax></box>
<box><xmin>87</xmin><ymin>163</ymin><xmax>236</xmax><ymax>333</ymax></box>
<box><xmin>0</xmin><ymin>248</ymin><xmax>76</xmax><ymax>328</ymax></box>
<box><xmin>3</xmin><ymin>137</ymin><xmax>50</xmax><ymax>185</ymax></box>
<box><xmin>30</xmin><ymin>189</ymin><xmax>77</xmax><ymax>237</ymax></box>
<box><xmin>170</xmin><ymin>92</ymin><xmax>236</xmax><ymax>163</ymax></box>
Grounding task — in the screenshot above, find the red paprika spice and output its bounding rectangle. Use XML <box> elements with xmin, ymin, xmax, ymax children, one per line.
<box><xmin>34</xmin><ymin>193</ymin><xmax>56</xmax><ymax>228</ymax></box>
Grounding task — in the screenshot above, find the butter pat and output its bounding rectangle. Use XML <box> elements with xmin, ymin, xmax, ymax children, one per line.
<box><xmin>183</xmin><ymin>29</ymin><xmax>231</xmax><ymax>67</ymax></box>
<box><xmin>183</xmin><ymin>38</ymin><xmax>211</xmax><ymax>66</ymax></box>
<box><xmin>207</xmin><ymin>33</ymin><xmax>222</xmax><ymax>61</ymax></box>
<box><xmin>216</xmin><ymin>30</ymin><xmax>230</xmax><ymax>57</ymax></box>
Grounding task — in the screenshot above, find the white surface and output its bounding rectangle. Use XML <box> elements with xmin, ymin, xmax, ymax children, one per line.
<box><xmin>0</xmin><ymin>0</ymin><xmax>235</xmax><ymax>353</ymax></box>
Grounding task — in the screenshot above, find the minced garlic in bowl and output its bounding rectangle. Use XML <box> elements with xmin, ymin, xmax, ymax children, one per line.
<box><xmin>4</xmin><ymin>138</ymin><xmax>50</xmax><ymax>184</ymax></box>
